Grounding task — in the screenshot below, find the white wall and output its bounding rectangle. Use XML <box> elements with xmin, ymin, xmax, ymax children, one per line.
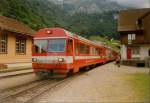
<box><xmin>121</xmin><ymin>45</ymin><xmax>127</xmax><ymax>60</ymax></box>
<box><xmin>121</xmin><ymin>44</ymin><xmax>150</xmax><ymax>61</ymax></box>
<box><xmin>140</xmin><ymin>45</ymin><xmax>150</xmax><ymax>60</ymax></box>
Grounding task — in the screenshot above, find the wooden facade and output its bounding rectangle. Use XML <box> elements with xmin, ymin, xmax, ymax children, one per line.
<box><xmin>118</xmin><ymin>8</ymin><xmax>150</xmax><ymax>67</ymax></box>
<box><xmin>0</xmin><ymin>16</ymin><xmax>35</xmax><ymax>68</ymax></box>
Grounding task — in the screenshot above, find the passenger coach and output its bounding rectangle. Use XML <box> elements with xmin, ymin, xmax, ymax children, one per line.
<box><xmin>32</xmin><ymin>28</ymin><xmax>117</xmax><ymax>77</ymax></box>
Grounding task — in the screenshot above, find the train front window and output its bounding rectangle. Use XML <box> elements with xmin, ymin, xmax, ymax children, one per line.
<box><xmin>48</xmin><ymin>39</ymin><xmax>66</xmax><ymax>52</ymax></box>
<box><xmin>34</xmin><ymin>40</ymin><xmax>47</xmax><ymax>53</ymax></box>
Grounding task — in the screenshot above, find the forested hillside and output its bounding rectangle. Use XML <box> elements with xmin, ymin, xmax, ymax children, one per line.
<box><xmin>0</xmin><ymin>0</ymin><xmax>124</xmax><ymax>39</ymax></box>
<box><xmin>0</xmin><ymin>0</ymin><xmax>68</xmax><ymax>30</ymax></box>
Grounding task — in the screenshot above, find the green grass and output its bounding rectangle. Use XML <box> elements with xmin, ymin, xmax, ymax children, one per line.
<box><xmin>127</xmin><ymin>73</ymin><xmax>150</xmax><ymax>102</ymax></box>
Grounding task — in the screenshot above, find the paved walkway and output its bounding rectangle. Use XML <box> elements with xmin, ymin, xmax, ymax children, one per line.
<box><xmin>31</xmin><ymin>63</ymin><xmax>149</xmax><ymax>103</ymax></box>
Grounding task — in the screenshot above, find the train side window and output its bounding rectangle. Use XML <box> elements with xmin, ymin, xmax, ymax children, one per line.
<box><xmin>79</xmin><ymin>43</ymin><xmax>89</xmax><ymax>54</ymax></box>
<box><xmin>90</xmin><ymin>47</ymin><xmax>93</xmax><ymax>54</ymax></box>
<box><xmin>93</xmin><ymin>48</ymin><xmax>96</xmax><ymax>54</ymax></box>
<box><xmin>75</xmin><ymin>42</ymin><xmax>79</xmax><ymax>55</ymax></box>
<box><xmin>86</xmin><ymin>45</ymin><xmax>90</xmax><ymax>54</ymax></box>
<box><xmin>95</xmin><ymin>48</ymin><xmax>99</xmax><ymax>55</ymax></box>
<box><xmin>79</xmin><ymin>43</ymin><xmax>85</xmax><ymax>54</ymax></box>
<box><xmin>92</xmin><ymin>47</ymin><xmax>95</xmax><ymax>54</ymax></box>
<box><xmin>99</xmin><ymin>49</ymin><xmax>102</xmax><ymax>54</ymax></box>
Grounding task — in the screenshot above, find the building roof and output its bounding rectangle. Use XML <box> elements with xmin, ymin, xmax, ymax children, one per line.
<box><xmin>0</xmin><ymin>15</ymin><xmax>35</xmax><ymax>36</ymax></box>
<box><xmin>118</xmin><ymin>8</ymin><xmax>150</xmax><ymax>32</ymax></box>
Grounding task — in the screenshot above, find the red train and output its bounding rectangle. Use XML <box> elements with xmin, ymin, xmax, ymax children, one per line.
<box><xmin>32</xmin><ymin>27</ymin><xmax>118</xmax><ymax>78</ymax></box>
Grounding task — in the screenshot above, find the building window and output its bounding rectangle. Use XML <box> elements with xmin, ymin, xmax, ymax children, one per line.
<box><xmin>16</xmin><ymin>37</ymin><xmax>26</xmax><ymax>54</ymax></box>
<box><xmin>128</xmin><ymin>34</ymin><xmax>132</xmax><ymax>40</ymax></box>
<box><xmin>128</xmin><ymin>34</ymin><xmax>136</xmax><ymax>44</ymax></box>
<box><xmin>0</xmin><ymin>32</ymin><xmax>7</xmax><ymax>53</ymax></box>
<box><xmin>132</xmin><ymin>47</ymin><xmax>140</xmax><ymax>55</ymax></box>
<box><xmin>132</xmin><ymin>34</ymin><xmax>136</xmax><ymax>40</ymax></box>
<box><xmin>131</xmin><ymin>47</ymin><xmax>140</xmax><ymax>59</ymax></box>
<box><xmin>128</xmin><ymin>34</ymin><xmax>136</xmax><ymax>40</ymax></box>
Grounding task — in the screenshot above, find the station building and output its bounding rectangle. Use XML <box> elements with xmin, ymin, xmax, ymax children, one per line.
<box><xmin>0</xmin><ymin>15</ymin><xmax>35</xmax><ymax>69</ymax></box>
<box><xmin>118</xmin><ymin>8</ymin><xmax>150</xmax><ymax>67</ymax></box>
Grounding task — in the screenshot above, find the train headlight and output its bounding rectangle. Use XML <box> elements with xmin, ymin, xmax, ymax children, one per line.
<box><xmin>32</xmin><ymin>58</ymin><xmax>37</xmax><ymax>62</ymax></box>
<box><xmin>58</xmin><ymin>58</ymin><xmax>64</xmax><ymax>62</ymax></box>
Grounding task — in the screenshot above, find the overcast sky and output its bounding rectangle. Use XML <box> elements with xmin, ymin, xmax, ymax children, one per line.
<box><xmin>109</xmin><ymin>0</ymin><xmax>150</xmax><ymax>8</ymax></box>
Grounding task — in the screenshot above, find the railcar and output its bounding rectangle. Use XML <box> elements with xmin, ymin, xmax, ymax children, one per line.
<box><xmin>32</xmin><ymin>27</ymin><xmax>117</xmax><ymax>78</ymax></box>
<box><xmin>104</xmin><ymin>47</ymin><xmax>118</xmax><ymax>62</ymax></box>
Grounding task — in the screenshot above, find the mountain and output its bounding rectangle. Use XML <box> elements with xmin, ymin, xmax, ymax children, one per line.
<box><xmin>0</xmin><ymin>0</ymin><xmax>68</xmax><ymax>30</ymax></box>
<box><xmin>48</xmin><ymin>0</ymin><xmax>125</xmax><ymax>14</ymax></box>
<box><xmin>0</xmin><ymin>0</ymin><xmax>125</xmax><ymax>39</ymax></box>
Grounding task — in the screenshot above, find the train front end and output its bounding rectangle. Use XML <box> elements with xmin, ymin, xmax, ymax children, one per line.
<box><xmin>32</xmin><ymin>28</ymin><xmax>73</xmax><ymax>78</ymax></box>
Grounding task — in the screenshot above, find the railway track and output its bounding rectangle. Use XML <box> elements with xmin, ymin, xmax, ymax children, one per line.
<box><xmin>0</xmin><ymin>72</ymin><xmax>83</xmax><ymax>103</ymax></box>
<box><xmin>0</xmin><ymin>79</ymin><xmax>48</xmax><ymax>99</ymax></box>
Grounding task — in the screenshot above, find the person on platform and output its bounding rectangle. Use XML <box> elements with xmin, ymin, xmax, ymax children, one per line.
<box><xmin>116</xmin><ymin>54</ymin><xmax>121</xmax><ymax>67</ymax></box>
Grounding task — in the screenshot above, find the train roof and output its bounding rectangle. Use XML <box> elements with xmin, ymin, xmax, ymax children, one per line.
<box><xmin>65</xmin><ymin>30</ymin><xmax>105</xmax><ymax>48</ymax></box>
<box><xmin>34</xmin><ymin>27</ymin><xmax>115</xmax><ymax>50</ymax></box>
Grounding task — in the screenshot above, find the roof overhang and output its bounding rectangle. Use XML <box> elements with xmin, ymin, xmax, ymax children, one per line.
<box><xmin>118</xmin><ymin>29</ymin><xmax>143</xmax><ymax>34</ymax></box>
<box><xmin>0</xmin><ymin>27</ymin><xmax>33</xmax><ymax>38</ymax></box>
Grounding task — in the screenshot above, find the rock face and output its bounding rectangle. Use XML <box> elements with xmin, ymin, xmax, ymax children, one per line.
<box><xmin>48</xmin><ymin>0</ymin><xmax>126</xmax><ymax>14</ymax></box>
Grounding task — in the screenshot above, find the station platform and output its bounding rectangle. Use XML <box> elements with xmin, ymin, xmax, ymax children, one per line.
<box><xmin>0</xmin><ymin>63</ymin><xmax>33</xmax><ymax>78</ymax></box>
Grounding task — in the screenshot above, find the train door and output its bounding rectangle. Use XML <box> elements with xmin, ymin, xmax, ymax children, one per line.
<box><xmin>73</xmin><ymin>39</ymin><xmax>80</xmax><ymax>73</ymax></box>
<box><xmin>67</xmin><ymin>39</ymin><xmax>73</xmax><ymax>55</ymax></box>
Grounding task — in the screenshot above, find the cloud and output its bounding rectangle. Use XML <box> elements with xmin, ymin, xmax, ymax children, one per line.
<box><xmin>109</xmin><ymin>0</ymin><xmax>150</xmax><ymax>8</ymax></box>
